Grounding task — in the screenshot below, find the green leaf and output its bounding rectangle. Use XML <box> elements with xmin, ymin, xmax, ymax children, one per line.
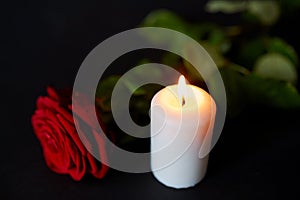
<box><xmin>161</xmin><ymin>52</ymin><xmax>181</xmax><ymax>68</ymax></box>
<box><xmin>95</xmin><ymin>76</ymin><xmax>120</xmax><ymax>124</ymax></box>
<box><xmin>181</xmin><ymin>41</ymin><xmax>227</xmax><ymax>84</ymax></box>
<box><xmin>123</xmin><ymin>79</ymin><xmax>147</xmax><ymax>96</ymax></box>
<box><xmin>266</xmin><ymin>38</ymin><xmax>299</xmax><ymax>66</ymax></box>
<box><xmin>140</xmin><ymin>9</ymin><xmax>187</xmax><ymax>33</ymax></box>
<box><xmin>247</xmin><ymin>1</ymin><xmax>280</xmax><ymax>25</ymax></box>
<box><xmin>141</xmin><ymin>10</ymin><xmax>229</xmax><ymax>45</ymax></box>
<box><xmin>279</xmin><ymin>0</ymin><xmax>300</xmax><ymax>14</ymax></box>
<box><xmin>187</xmin><ymin>23</ymin><xmax>218</xmax><ymax>40</ymax></box>
<box><xmin>253</xmin><ymin>53</ymin><xmax>297</xmax><ymax>84</ymax></box>
<box><xmin>238</xmin><ymin>37</ymin><xmax>266</xmax><ymax>69</ymax></box>
<box><xmin>221</xmin><ymin>67</ymin><xmax>300</xmax><ymax>117</ymax></box>
<box><xmin>205</xmin><ymin>0</ymin><xmax>247</xmax><ymax>14</ymax></box>
<box><xmin>237</xmin><ymin>37</ymin><xmax>299</xmax><ymax>70</ymax></box>
<box><xmin>96</xmin><ymin>75</ymin><xmax>120</xmax><ymax>111</ymax></box>
<box><xmin>243</xmin><ymin>74</ymin><xmax>300</xmax><ymax>109</ymax></box>
<box><xmin>200</xmin><ymin>42</ymin><xmax>226</xmax><ymax>67</ymax></box>
<box><xmin>220</xmin><ymin>67</ymin><xmax>248</xmax><ymax>117</ymax></box>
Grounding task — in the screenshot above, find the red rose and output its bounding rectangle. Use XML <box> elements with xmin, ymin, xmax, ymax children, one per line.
<box><xmin>32</xmin><ymin>87</ymin><xmax>109</xmax><ymax>181</ymax></box>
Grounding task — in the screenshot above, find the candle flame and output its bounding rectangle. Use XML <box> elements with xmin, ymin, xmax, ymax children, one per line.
<box><xmin>178</xmin><ymin>75</ymin><xmax>187</xmax><ymax>106</ymax></box>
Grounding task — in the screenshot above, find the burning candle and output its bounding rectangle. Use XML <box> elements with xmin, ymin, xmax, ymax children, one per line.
<box><xmin>151</xmin><ymin>75</ymin><xmax>216</xmax><ymax>189</ymax></box>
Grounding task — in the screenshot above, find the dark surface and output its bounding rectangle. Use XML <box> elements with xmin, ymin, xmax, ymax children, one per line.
<box><xmin>1</xmin><ymin>0</ymin><xmax>300</xmax><ymax>199</ymax></box>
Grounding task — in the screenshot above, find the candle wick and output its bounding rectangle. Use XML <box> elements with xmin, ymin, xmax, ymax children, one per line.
<box><xmin>182</xmin><ymin>97</ymin><xmax>185</xmax><ymax>106</ymax></box>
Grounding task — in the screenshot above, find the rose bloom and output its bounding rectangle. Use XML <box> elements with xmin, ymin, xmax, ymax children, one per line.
<box><xmin>32</xmin><ymin>87</ymin><xmax>109</xmax><ymax>181</ymax></box>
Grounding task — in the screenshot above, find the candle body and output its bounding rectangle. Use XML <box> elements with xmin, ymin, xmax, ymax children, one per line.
<box><xmin>151</xmin><ymin>85</ymin><xmax>216</xmax><ymax>189</ymax></box>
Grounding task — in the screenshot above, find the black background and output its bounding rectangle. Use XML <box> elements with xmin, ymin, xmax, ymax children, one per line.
<box><xmin>1</xmin><ymin>0</ymin><xmax>300</xmax><ymax>199</ymax></box>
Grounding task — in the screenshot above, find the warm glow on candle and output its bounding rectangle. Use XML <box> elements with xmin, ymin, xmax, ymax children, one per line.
<box><xmin>151</xmin><ymin>74</ymin><xmax>216</xmax><ymax>188</ymax></box>
<box><xmin>178</xmin><ymin>75</ymin><xmax>187</xmax><ymax>106</ymax></box>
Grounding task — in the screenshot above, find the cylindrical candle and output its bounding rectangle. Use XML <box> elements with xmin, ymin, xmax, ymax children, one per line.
<box><xmin>151</xmin><ymin>76</ymin><xmax>216</xmax><ymax>189</ymax></box>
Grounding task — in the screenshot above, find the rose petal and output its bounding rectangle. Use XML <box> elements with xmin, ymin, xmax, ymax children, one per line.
<box><xmin>89</xmin><ymin>129</ymin><xmax>109</xmax><ymax>178</ymax></box>
<box><xmin>71</xmin><ymin>93</ymin><xmax>99</xmax><ymax>129</ymax></box>
<box><xmin>56</xmin><ymin>114</ymin><xmax>87</xmax><ymax>156</ymax></box>
<box><xmin>32</xmin><ymin>87</ymin><xmax>110</xmax><ymax>181</ymax></box>
<box><xmin>47</xmin><ymin>86</ymin><xmax>60</xmax><ymax>101</ymax></box>
<box><xmin>37</xmin><ymin>97</ymin><xmax>73</xmax><ymax>124</ymax></box>
<box><xmin>72</xmin><ymin>117</ymin><xmax>93</xmax><ymax>151</ymax></box>
<box><xmin>65</xmin><ymin>138</ymin><xmax>86</xmax><ymax>181</ymax></box>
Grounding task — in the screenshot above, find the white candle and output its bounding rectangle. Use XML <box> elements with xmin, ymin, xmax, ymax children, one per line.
<box><xmin>151</xmin><ymin>75</ymin><xmax>216</xmax><ymax>189</ymax></box>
